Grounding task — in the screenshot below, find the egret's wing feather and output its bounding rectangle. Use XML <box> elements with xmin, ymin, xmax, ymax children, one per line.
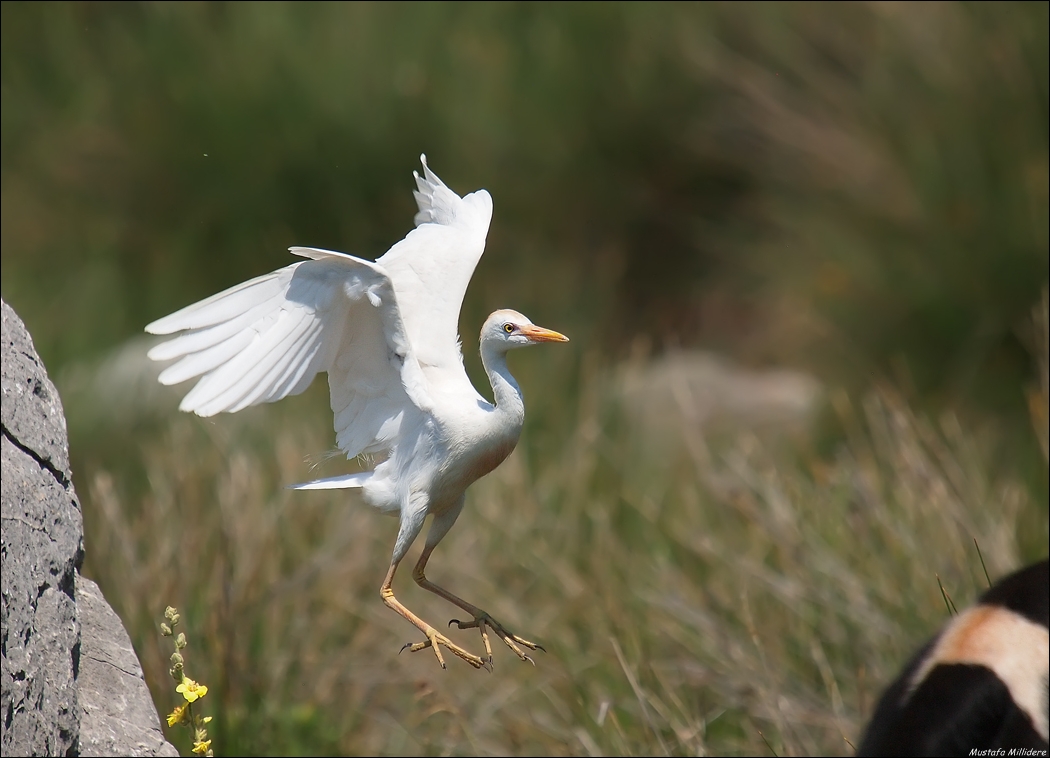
<box><xmin>146</xmin><ymin>274</ymin><xmax>287</xmax><ymax>333</ymax></box>
<box><xmin>376</xmin><ymin>154</ymin><xmax>493</xmax><ymax>372</ymax></box>
<box><xmin>146</xmin><ymin>250</ymin><xmax>430</xmax><ymax>460</ymax></box>
<box><xmin>147</xmin><ymin>296</ymin><xmax>280</xmax><ymax>365</ymax></box>
<box><xmin>146</xmin><ymin>156</ymin><xmax>482</xmax><ymax>460</ymax></box>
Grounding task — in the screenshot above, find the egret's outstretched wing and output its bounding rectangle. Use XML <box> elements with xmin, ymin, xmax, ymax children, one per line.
<box><xmin>378</xmin><ymin>154</ymin><xmax>493</xmax><ymax>372</ymax></box>
<box><xmin>146</xmin><ymin>248</ymin><xmax>431</xmax><ymax>460</ymax></box>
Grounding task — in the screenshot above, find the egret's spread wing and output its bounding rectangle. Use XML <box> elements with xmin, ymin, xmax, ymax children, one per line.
<box><xmin>146</xmin><ymin>248</ymin><xmax>430</xmax><ymax>460</ymax></box>
<box><xmin>377</xmin><ymin>154</ymin><xmax>493</xmax><ymax>372</ymax></box>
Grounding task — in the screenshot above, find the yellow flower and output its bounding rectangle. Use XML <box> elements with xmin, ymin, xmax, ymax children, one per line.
<box><xmin>176</xmin><ymin>678</ymin><xmax>209</xmax><ymax>703</ymax></box>
<box><xmin>166</xmin><ymin>703</ymin><xmax>187</xmax><ymax>727</ymax></box>
<box><xmin>191</xmin><ymin>739</ymin><xmax>212</xmax><ymax>754</ymax></box>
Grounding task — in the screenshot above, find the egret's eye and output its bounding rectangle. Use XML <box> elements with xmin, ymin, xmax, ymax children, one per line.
<box><xmin>503</xmin><ymin>323</ymin><xmax>515</xmax><ymax>334</ymax></box>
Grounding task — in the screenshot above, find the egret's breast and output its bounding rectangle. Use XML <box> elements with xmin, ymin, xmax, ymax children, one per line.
<box><xmin>464</xmin><ymin>434</ymin><xmax>517</xmax><ymax>483</ymax></box>
<box><xmin>433</xmin><ymin>427</ymin><xmax>520</xmax><ymax>506</ymax></box>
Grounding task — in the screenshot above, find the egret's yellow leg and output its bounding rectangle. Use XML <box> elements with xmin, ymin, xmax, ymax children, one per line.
<box><xmin>411</xmin><ymin>545</ymin><xmax>545</xmax><ymax>666</ymax></box>
<box><xmin>380</xmin><ymin>562</ymin><xmax>485</xmax><ymax>670</ymax></box>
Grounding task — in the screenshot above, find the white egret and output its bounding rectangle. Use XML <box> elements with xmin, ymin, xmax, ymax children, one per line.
<box><xmin>146</xmin><ymin>155</ymin><xmax>569</xmax><ymax>669</ymax></box>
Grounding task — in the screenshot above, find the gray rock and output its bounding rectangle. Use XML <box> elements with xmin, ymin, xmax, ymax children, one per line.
<box><xmin>1</xmin><ymin>300</ymin><xmax>72</xmax><ymax>481</ymax></box>
<box><xmin>77</xmin><ymin>577</ymin><xmax>179</xmax><ymax>757</ymax></box>
<box><xmin>617</xmin><ymin>349</ymin><xmax>822</xmax><ymax>442</ymax></box>
<box><xmin>1</xmin><ymin>299</ymin><xmax>177</xmax><ymax>757</ymax></box>
<box><xmin>2</xmin><ymin>299</ymin><xmax>83</xmax><ymax>757</ymax></box>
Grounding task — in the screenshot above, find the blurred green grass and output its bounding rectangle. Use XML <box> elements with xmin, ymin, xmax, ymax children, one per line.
<box><xmin>3</xmin><ymin>3</ymin><xmax>1046</xmax><ymax>405</ymax></box>
<box><xmin>80</xmin><ymin>326</ymin><xmax>1047</xmax><ymax>756</ymax></box>
<box><xmin>2</xmin><ymin>2</ymin><xmax>1048</xmax><ymax>756</ymax></box>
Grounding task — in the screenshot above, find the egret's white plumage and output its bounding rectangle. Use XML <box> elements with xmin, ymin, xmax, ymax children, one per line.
<box><xmin>146</xmin><ymin>155</ymin><xmax>568</xmax><ymax>669</ymax></box>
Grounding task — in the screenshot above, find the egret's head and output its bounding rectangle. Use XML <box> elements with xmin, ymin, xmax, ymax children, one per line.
<box><xmin>481</xmin><ymin>309</ymin><xmax>569</xmax><ymax>352</ymax></box>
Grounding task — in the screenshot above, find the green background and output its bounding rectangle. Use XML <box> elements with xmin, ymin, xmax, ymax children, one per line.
<box><xmin>2</xmin><ymin>3</ymin><xmax>1047</xmax><ymax>756</ymax></box>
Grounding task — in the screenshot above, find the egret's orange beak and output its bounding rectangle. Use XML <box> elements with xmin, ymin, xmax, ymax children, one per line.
<box><xmin>520</xmin><ymin>324</ymin><xmax>570</xmax><ymax>343</ymax></box>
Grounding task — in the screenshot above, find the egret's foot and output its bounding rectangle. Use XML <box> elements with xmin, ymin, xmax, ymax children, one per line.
<box><xmin>449</xmin><ymin>612</ymin><xmax>545</xmax><ymax>665</ymax></box>
<box><xmin>400</xmin><ymin>627</ymin><xmax>486</xmax><ymax>670</ymax></box>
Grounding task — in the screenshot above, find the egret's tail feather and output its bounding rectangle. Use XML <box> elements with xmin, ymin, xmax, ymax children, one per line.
<box><xmin>288</xmin><ymin>472</ymin><xmax>371</xmax><ymax>490</ymax></box>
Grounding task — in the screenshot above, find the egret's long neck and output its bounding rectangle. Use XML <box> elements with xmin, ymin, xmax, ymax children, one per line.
<box><xmin>480</xmin><ymin>343</ymin><xmax>525</xmax><ymax>431</ymax></box>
